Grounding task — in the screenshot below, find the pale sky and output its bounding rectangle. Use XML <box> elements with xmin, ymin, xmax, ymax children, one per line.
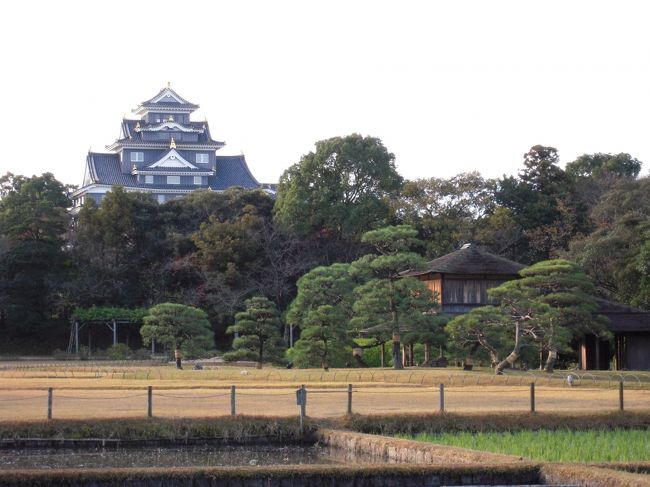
<box><xmin>0</xmin><ymin>0</ymin><xmax>648</xmax><ymax>187</ymax></box>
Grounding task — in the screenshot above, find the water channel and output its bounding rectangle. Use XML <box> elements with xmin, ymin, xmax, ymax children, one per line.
<box><xmin>0</xmin><ymin>444</ymin><xmax>386</xmax><ymax>470</ymax></box>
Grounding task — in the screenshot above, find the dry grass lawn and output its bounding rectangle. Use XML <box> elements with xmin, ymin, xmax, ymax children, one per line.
<box><xmin>0</xmin><ymin>364</ymin><xmax>649</xmax><ymax>421</ymax></box>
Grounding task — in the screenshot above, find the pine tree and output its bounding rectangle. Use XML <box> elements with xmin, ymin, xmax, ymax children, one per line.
<box><xmin>290</xmin><ymin>305</ymin><xmax>351</xmax><ymax>370</ymax></box>
<box><xmin>140</xmin><ymin>303</ymin><xmax>214</xmax><ymax>369</ymax></box>
<box><xmin>489</xmin><ymin>259</ymin><xmax>609</xmax><ymax>373</ymax></box>
<box><xmin>350</xmin><ymin>225</ymin><xmax>441</xmax><ymax>369</ymax></box>
<box><xmin>224</xmin><ymin>297</ymin><xmax>285</xmax><ymax>368</ymax></box>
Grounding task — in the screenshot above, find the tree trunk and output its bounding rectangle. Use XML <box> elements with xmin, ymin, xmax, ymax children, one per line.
<box><xmin>257</xmin><ymin>341</ymin><xmax>264</xmax><ymax>369</ymax></box>
<box><xmin>423</xmin><ymin>343</ymin><xmax>431</xmax><ymax>366</ymax></box>
<box><xmin>175</xmin><ymin>348</ymin><xmax>183</xmax><ymax>370</ymax></box>
<box><xmin>495</xmin><ymin>322</ymin><xmax>521</xmax><ymax>375</ymax></box>
<box><xmin>392</xmin><ymin>333</ymin><xmax>402</xmax><ymax>370</ymax></box>
<box><xmin>380</xmin><ymin>342</ymin><xmax>385</xmax><ymax>368</ymax></box>
<box><xmin>409</xmin><ymin>344</ymin><xmax>414</xmax><ymax>366</ymax></box>
<box><xmin>389</xmin><ymin>280</ymin><xmax>403</xmax><ymax>370</ymax></box>
<box><xmin>478</xmin><ymin>336</ymin><xmax>499</xmax><ymax>368</ymax></box>
<box><xmin>544</xmin><ymin>349</ymin><xmax>557</xmax><ymax>373</ymax></box>
<box><xmin>544</xmin><ymin>325</ymin><xmax>556</xmax><ymax>373</ymax></box>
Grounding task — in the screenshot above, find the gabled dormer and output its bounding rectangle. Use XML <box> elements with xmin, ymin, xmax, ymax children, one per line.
<box><xmin>147</xmin><ymin>148</ymin><xmax>197</xmax><ymax>170</ymax></box>
<box><xmin>133</xmin><ymin>84</ymin><xmax>199</xmax><ymax>124</ymax></box>
<box><xmin>130</xmin><ymin>140</ymin><xmax>215</xmax><ymax>178</ymax></box>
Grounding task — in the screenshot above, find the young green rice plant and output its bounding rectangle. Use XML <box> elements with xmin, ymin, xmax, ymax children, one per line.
<box><xmin>399</xmin><ymin>429</ymin><xmax>650</xmax><ymax>462</ymax></box>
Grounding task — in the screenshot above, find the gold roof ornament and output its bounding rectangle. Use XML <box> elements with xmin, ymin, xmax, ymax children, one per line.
<box><xmin>135</xmin><ymin>121</ymin><xmax>141</xmax><ymax>130</ymax></box>
<box><xmin>170</xmin><ymin>137</ymin><xmax>176</xmax><ymax>149</ymax></box>
<box><xmin>168</xmin><ymin>115</ymin><xmax>174</xmax><ymax>122</ymax></box>
<box><xmin>167</xmin><ymin>81</ymin><xmax>171</xmax><ymax>88</ymax></box>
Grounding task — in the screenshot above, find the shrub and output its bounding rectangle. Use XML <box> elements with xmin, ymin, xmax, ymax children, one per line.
<box><xmin>106</xmin><ymin>343</ymin><xmax>131</xmax><ymax>360</ymax></box>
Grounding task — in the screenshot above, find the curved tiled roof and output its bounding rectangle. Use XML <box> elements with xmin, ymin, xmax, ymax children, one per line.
<box><xmin>407</xmin><ymin>245</ymin><xmax>525</xmax><ymax>276</ymax></box>
<box><xmin>139</xmin><ymin>87</ymin><xmax>198</xmax><ymax>109</ymax></box>
<box><xmin>86</xmin><ymin>152</ymin><xmax>260</xmax><ymax>192</ymax></box>
<box><xmin>211</xmin><ymin>155</ymin><xmax>260</xmax><ymax>190</ymax></box>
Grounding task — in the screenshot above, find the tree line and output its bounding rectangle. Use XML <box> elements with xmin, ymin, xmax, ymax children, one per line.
<box><xmin>0</xmin><ymin>134</ymin><xmax>647</xmax><ymax>368</ymax></box>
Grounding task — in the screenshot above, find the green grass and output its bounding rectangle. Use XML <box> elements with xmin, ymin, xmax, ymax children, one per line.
<box><xmin>400</xmin><ymin>429</ymin><xmax>650</xmax><ymax>462</ymax></box>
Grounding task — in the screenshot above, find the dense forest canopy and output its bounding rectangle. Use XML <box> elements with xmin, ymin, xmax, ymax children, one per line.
<box><xmin>0</xmin><ymin>138</ymin><xmax>647</xmax><ymax>359</ymax></box>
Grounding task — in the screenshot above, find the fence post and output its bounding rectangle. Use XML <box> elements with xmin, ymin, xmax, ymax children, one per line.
<box><xmin>299</xmin><ymin>384</ymin><xmax>307</xmax><ymax>435</ymax></box>
<box><xmin>619</xmin><ymin>380</ymin><xmax>624</xmax><ymax>411</ymax></box>
<box><xmin>147</xmin><ymin>386</ymin><xmax>153</xmax><ymax>418</ymax></box>
<box><xmin>530</xmin><ymin>382</ymin><xmax>536</xmax><ymax>413</ymax></box>
<box><xmin>439</xmin><ymin>383</ymin><xmax>445</xmax><ymax>412</ymax></box>
<box><xmin>231</xmin><ymin>385</ymin><xmax>236</xmax><ymax>416</ymax></box>
<box><xmin>47</xmin><ymin>387</ymin><xmax>53</xmax><ymax>420</ymax></box>
<box><xmin>347</xmin><ymin>384</ymin><xmax>352</xmax><ymax>415</ymax></box>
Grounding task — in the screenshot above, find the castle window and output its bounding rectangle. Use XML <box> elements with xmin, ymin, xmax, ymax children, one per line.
<box><xmin>145</xmin><ymin>175</ymin><xmax>153</xmax><ymax>184</ymax></box>
<box><xmin>194</xmin><ymin>176</ymin><xmax>202</xmax><ymax>185</ymax></box>
<box><xmin>167</xmin><ymin>175</ymin><xmax>180</xmax><ymax>185</ymax></box>
<box><xmin>131</xmin><ymin>152</ymin><xmax>144</xmax><ymax>162</ymax></box>
<box><xmin>157</xmin><ymin>194</ymin><xmax>165</xmax><ymax>204</ymax></box>
<box><xmin>196</xmin><ymin>153</ymin><xmax>209</xmax><ymax>164</ymax></box>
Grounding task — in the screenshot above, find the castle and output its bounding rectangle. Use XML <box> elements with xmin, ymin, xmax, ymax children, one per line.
<box><xmin>72</xmin><ymin>85</ymin><xmax>264</xmax><ymax>208</ymax></box>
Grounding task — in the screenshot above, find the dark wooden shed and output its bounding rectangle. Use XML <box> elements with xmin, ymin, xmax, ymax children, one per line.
<box><xmin>404</xmin><ymin>244</ymin><xmax>525</xmax><ymax>315</ymax></box>
<box><xmin>582</xmin><ymin>299</ymin><xmax>650</xmax><ymax>371</ymax></box>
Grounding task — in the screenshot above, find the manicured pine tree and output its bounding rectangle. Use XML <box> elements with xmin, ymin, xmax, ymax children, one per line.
<box><xmin>489</xmin><ymin>259</ymin><xmax>609</xmax><ymax>373</ymax></box>
<box><xmin>140</xmin><ymin>303</ymin><xmax>214</xmax><ymax>369</ymax></box>
<box><xmin>224</xmin><ymin>296</ymin><xmax>285</xmax><ymax>368</ymax></box>
<box><xmin>290</xmin><ymin>305</ymin><xmax>351</xmax><ymax>370</ymax></box>
<box><xmin>350</xmin><ymin>225</ymin><xmax>439</xmax><ymax>369</ymax></box>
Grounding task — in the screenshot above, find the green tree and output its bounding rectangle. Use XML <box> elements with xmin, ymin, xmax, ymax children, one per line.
<box><xmin>0</xmin><ymin>173</ymin><xmax>71</xmax><ymax>351</ymax></box>
<box><xmin>224</xmin><ymin>296</ymin><xmax>285</xmax><ymax>368</ymax></box>
<box><xmin>0</xmin><ymin>172</ymin><xmax>70</xmax><ymax>243</ymax></box>
<box><xmin>274</xmin><ymin>134</ymin><xmax>403</xmax><ymax>243</ymax></box>
<box><xmin>447</xmin><ymin>306</ymin><xmax>509</xmax><ymax>367</ymax></box>
<box><xmin>286</xmin><ymin>263</ymin><xmax>356</xmax><ymax>367</ymax></box>
<box><xmin>395</xmin><ymin>172</ymin><xmax>496</xmax><ymax>258</ymax></box>
<box><xmin>286</xmin><ymin>263</ymin><xmax>355</xmax><ymax>329</ymax></box>
<box><xmin>290</xmin><ymin>304</ymin><xmax>351</xmax><ymax>369</ymax></box>
<box><xmin>350</xmin><ymin>225</ymin><xmax>439</xmax><ymax>369</ymax></box>
<box><xmin>69</xmin><ymin>187</ymin><xmax>166</xmax><ymax>308</ymax></box>
<box><xmin>488</xmin><ymin>259</ymin><xmax>608</xmax><ymax>373</ymax></box>
<box><xmin>566</xmin><ymin>152</ymin><xmax>642</xmax><ymax>180</ymax></box>
<box><xmin>566</xmin><ymin>153</ymin><xmax>642</xmax><ymax>212</ymax></box>
<box><xmin>140</xmin><ymin>303</ymin><xmax>214</xmax><ymax>368</ymax></box>
<box><xmin>567</xmin><ymin>177</ymin><xmax>650</xmax><ymax>309</ymax></box>
<box><xmin>496</xmin><ymin>145</ymin><xmax>587</xmax><ymax>262</ymax></box>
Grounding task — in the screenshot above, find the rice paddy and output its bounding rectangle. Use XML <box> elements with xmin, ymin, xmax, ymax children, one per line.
<box><xmin>401</xmin><ymin>429</ymin><xmax>650</xmax><ymax>462</ymax></box>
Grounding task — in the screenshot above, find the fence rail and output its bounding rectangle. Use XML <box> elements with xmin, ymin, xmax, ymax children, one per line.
<box><xmin>0</xmin><ymin>381</ymin><xmax>647</xmax><ymax>422</ymax></box>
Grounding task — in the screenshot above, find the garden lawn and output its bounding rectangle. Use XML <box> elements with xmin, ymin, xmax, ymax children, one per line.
<box><xmin>401</xmin><ymin>429</ymin><xmax>650</xmax><ymax>462</ymax></box>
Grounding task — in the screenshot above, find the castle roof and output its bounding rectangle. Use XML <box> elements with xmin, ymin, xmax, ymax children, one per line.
<box><xmin>81</xmin><ymin>152</ymin><xmax>260</xmax><ymax>192</ymax></box>
<box><xmin>107</xmin><ymin>119</ymin><xmax>224</xmax><ymax>150</ymax></box>
<box><xmin>405</xmin><ymin>244</ymin><xmax>526</xmax><ymax>277</ymax></box>
<box><xmin>133</xmin><ymin>86</ymin><xmax>199</xmax><ymax>114</ymax></box>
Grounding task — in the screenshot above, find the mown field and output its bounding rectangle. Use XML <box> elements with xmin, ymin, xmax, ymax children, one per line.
<box><xmin>400</xmin><ymin>429</ymin><xmax>650</xmax><ymax>462</ymax></box>
<box><xmin>0</xmin><ymin>363</ymin><xmax>649</xmax><ymax>421</ymax></box>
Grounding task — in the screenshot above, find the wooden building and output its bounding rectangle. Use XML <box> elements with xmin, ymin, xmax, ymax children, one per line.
<box><xmin>581</xmin><ymin>299</ymin><xmax>650</xmax><ymax>371</ymax></box>
<box><xmin>406</xmin><ymin>244</ymin><xmax>650</xmax><ymax>371</ymax></box>
<box><xmin>404</xmin><ymin>244</ymin><xmax>525</xmax><ymax>316</ymax></box>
